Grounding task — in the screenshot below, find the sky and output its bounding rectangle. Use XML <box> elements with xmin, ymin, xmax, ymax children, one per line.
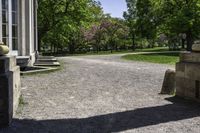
<box><xmin>97</xmin><ymin>0</ymin><xmax>127</xmax><ymax>18</ymax></box>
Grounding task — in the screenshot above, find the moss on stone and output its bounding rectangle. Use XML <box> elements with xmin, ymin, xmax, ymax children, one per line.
<box><xmin>0</xmin><ymin>44</ymin><xmax>9</xmax><ymax>55</ymax></box>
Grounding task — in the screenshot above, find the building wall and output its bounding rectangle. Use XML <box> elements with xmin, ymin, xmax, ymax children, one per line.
<box><xmin>0</xmin><ymin>0</ymin><xmax>38</xmax><ymax>66</ymax></box>
<box><xmin>18</xmin><ymin>0</ymin><xmax>26</xmax><ymax>56</ymax></box>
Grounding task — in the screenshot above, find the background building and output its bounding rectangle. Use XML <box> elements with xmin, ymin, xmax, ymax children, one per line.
<box><xmin>0</xmin><ymin>0</ymin><xmax>38</xmax><ymax>66</ymax></box>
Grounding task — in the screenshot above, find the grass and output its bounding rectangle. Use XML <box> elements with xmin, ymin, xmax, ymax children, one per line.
<box><xmin>16</xmin><ymin>95</ymin><xmax>28</xmax><ymax>114</ymax></box>
<box><xmin>80</xmin><ymin>47</ymin><xmax>170</xmax><ymax>55</ymax></box>
<box><xmin>57</xmin><ymin>50</ymin><xmax>134</xmax><ymax>56</ymax></box>
<box><xmin>19</xmin><ymin>95</ymin><xmax>26</xmax><ymax>106</ymax></box>
<box><xmin>53</xmin><ymin>47</ymin><xmax>171</xmax><ymax>57</ymax></box>
<box><xmin>135</xmin><ymin>47</ymin><xmax>170</xmax><ymax>52</ymax></box>
<box><xmin>122</xmin><ymin>52</ymin><xmax>180</xmax><ymax>65</ymax></box>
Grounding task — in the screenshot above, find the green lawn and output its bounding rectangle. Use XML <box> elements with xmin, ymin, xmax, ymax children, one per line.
<box><xmin>122</xmin><ymin>52</ymin><xmax>180</xmax><ymax>65</ymax></box>
<box><xmin>135</xmin><ymin>47</ymin><xmax>170</xmax><ymax>52</ymax></box>
<box><xmin>69</xmin><ymin>47</ymin><xmax>170</xmax><ymax>56</ymax></box>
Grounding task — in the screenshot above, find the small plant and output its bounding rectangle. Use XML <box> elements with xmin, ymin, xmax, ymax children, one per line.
<box><xmin>19</xmin><ymin>95</ymin><xmax>26</xmax><ymax>106</ymax></box>
<box><xmin>16</xmin><ymin>95</ymin><xmax>27</xmax><ymax>114</ymax></box>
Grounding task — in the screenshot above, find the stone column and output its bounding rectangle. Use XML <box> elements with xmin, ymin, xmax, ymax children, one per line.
<box><xmin>176</xmin><ymin>41</ymin><xmax>200</xmax><ymax>101</ymax></box>
<box><xmin>0</xmin><ymin>56</ymin><xmax>21</xmax><ymax>127</ymax></box>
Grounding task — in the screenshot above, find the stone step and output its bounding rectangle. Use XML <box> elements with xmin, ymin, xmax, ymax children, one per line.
<box><xmin>16</xmin><ymin>56</ymin><xmax>30</xmax><ymax>68</ymax></box>
<box><xmin>20</xmin><ymin>66</ymin><xmax>59</xmax><ymax>75</ymax></box>
<box><xmin>37</xmin><ymin>56</ymin><xmax>55</xmax><ymax>59</ymax></box>
<box><xmin>36</xmin><ymin>58</ymin><xmax>57</xmax><ymax>62</ymax></box>
<box><xmin>34</xmin><ymin>61</ymin><xmax>60</xmax><ymax>67</ymax></box>
<box><xmin>35</xmin><ymin>56</ymin><xmax>60</xmax><ymax>66</ymax></box>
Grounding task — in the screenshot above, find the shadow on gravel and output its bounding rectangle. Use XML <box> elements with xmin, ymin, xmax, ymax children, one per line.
<box><xmin>1</xmin><ymin>97</ymin><xmax>200</xmax><ymax>133</ymax></box>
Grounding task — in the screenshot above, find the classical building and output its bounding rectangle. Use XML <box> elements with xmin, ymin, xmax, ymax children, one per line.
<box><xmin>0</xmin><ymin>0</ymin><xmax>38</xmax><ymax>66</ymax></box>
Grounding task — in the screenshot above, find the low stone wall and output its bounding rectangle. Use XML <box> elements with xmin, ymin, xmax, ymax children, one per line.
<box><xmin>0</xmin><ymin>56</ymin><xmax>21</xmax><ymax>127</ymax></box>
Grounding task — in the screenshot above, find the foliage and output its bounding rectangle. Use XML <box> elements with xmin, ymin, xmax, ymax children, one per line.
<box><xmin>38</xmin><ymin>0</ymin><xmax>104</xmax><ymax>54</ymax></box>
<box><xmin>38</xmin><ymin>0</ymin><xmax>200</xmax><ymax>54</ymax></box>
<box><xmin>124</xmin><ymin>0</ymin><xmax>200</xmax><ymax>51</ymax></box>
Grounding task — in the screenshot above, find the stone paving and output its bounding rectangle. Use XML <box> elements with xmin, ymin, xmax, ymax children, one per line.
<box><xmin>1</xmin><ymin>54</ymin><xmax>200</xmax><ymax>133</ymax></box>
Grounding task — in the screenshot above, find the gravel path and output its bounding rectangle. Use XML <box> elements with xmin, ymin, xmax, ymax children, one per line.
<box><xmin>1</xmin><ymin>54</ymin><xmax>200</xmax><ymax>133</ymax></box>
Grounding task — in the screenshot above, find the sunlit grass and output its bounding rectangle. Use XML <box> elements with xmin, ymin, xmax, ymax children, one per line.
<box><xmin>122</xmin><ymin>52</ymin><xmax>180</xmax><ymax>65</ymax></box>
<box><xmin>69</xmin><ymin>47</ymin><xmax>170</xmax><ymax>56</ymax></box>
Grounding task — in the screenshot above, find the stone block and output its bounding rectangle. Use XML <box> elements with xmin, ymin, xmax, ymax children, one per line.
<box><xmin>0</xmin><ymin>56</ymin><xmax>16</xmax><ymax>74</ymax></box>
<box><xmin>176</xmin><ymin>50</ymin><xmax>200</xmax><ymax>102</ymax></box>
<box><xmin>184</xmin><ymin>78</ymin><xmax>196</xmax><ymax>99</ymax></box>
<box><xmin>192</xmin><ymin>43</ymin><xmax>200</xmax><ymax>52</ymax></box>
<box><xmin>161</xmin><ymin>69</ymin><xmax>176</xmax><ymax>94</ymax></box>
<box><xmin>0</xmin><ymin>74</ymin><xmax>12</xmax><ymax>127</ymax></box>
<box><xmin>11</xmin><ymin>66</ymin><xmax>21</xmax><ymax>114</ymax></box>
<box><xmin>0</xmin><ymin>56</ymin><xmax>21</xmax><ymax>128</ymax></box>
<box><xmin>180</xmin><ymin>52</ymin><xmax>200</xmax><ymax>63</ymax></box>
<box><xmin>176</xmin><ymin>62</ymin><xmax>185</xmax><ymax>78</ymax></box>
<box><xmin>185</xmin><ymin>63</ymin><xmax>200</xmax><ymax>81</ymax></box>
<box><xmin>176</xmin><ymin>77</ymin><xmax>186</xmax><ymax>97</ymax></box>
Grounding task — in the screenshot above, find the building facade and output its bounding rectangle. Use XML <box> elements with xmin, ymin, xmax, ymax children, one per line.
<box><xmin>0</xmin><ymin>0</ymin><xmax>38</xmax><ymax>66</ymax></box>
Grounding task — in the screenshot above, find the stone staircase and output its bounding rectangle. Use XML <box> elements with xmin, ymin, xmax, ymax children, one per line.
<box><xmin>34</xmin><ymin>56</ymin><xmax>60</xmax><ymax>67</ymax></box>
<box><xmin>16</xmin><ymin>56</ymin><xmax>30</xmax><ymax>68</ymax></box>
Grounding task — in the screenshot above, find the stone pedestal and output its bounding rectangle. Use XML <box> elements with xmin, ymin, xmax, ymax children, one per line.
<box><xmin>161</xmin><ymin>69</ymin><xmax>176</xmax><ymax>95</ymax></box>
<box><xmin>0</xmin><ymin>56</ymin><xmax>21</xmax><ymax>127</ymax></box>
<box><xmin>176</xmin><ymin>52</ymin><xmax>200</xmax><ymax>101</ymax></box>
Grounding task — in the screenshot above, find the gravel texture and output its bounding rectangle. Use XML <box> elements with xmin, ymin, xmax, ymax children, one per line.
<box><xmin>1</xmin><ymin>54</ymin><xmax>200</xmax><ymax>133</ymax></box>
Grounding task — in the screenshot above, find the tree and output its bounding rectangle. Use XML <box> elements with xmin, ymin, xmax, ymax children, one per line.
<box><xmin>151</xmin><ymin>0</ymin><xmax>200</xmax><ymax>51</ymax></box>
<box><xmin>124</xmin><ymin>0</ymin><xmax>137</xmax><ymax>50</ymax></box>
<box><xmin>83</xmin><ymin>17</ymin><xmax>130</xmax><ymax>53</ymax></box>
<box><xmin>38</xmin><ymin>0</ymin><xmax>104</xmax><ymax>54</ymax></box>
<box><xmin>124</xmin><ymin>0</ymin><xmax>200</xmax><ymax>51</ymax></box>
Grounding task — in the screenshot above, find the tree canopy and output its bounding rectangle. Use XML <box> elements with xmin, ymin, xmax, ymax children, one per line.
<box><xmin>124</xmin><ymin>0</ymin><xmax>200</xmax><ymax>51</ymax></box>
<box><xmin>38</xmin><ymin>0</ymin><xmax>200</xmax><ymax>54</ymax></box>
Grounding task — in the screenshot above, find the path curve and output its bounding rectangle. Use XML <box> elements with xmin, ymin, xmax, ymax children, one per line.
<box><xmin>1</xmin><ymin>54</ymin><xmax>200</xmax><ymax>133</ymax></box>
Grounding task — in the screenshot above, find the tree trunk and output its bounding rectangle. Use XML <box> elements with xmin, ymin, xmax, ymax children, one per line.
<box><xmin>69</xmin><ymin>44</ymin><xmax>75</xmax><ymax>54</ymax></box>
<box><xmin>38</xmin><ymin>35</ymin><xmax>43</xmax><ymax>52</ymax></box>
<box><xmin>186</xmin><ymin>30</ymin><xmax>193</xmax><ymax>51</ymax></box>
<box><xmin>56</xmin><ymin>45</ymin><xmax>58</xmax><ymax>53</ymax></box>
<box><xmin>38</xmin><ymin>40</ymin><xmax>41</xmax><ymax>52</ymax></box>
<box><xmin>50</xmin><ymin>44</ymin><xmax>53</xmax><ymax>54</ymax></box>
<box><xmin>181</xmin><ymin>39</ymin><xmax>185</xmax><ymax>49</ymax></box>
<box><xmin>69</xmin><ymin>38</ymin><xmax>75</xmax><ymax>54</ymax></box>
<box><xmin>53</xmin><ymin>44</ymin><xmax>56</xmax><ymax>54</ymax></box>
<box><xmin>131</xmin><ymin>33</ymin><xmax>135</xmax><ymax>51</ymax></box>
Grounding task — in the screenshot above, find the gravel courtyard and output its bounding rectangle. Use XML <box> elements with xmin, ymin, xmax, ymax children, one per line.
<box><xmin>1</xmin><ymin>54</ymin><xmax>200</xmax><ymax>133</ymax></box>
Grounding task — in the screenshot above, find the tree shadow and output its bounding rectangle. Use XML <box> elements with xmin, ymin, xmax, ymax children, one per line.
<box><xmin>1</xmin><ymin>97</ymin><xmax>200</xmax><ymax>133</ymax></box>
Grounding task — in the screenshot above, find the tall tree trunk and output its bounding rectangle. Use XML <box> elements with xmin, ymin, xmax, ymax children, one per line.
<box><xmin>186</xmin><ymin>30</ymin><xmax>193</xmax><ymax>51</ymax></box>
<box><xmin>69</xmin><ymin>38</ymin><xmax>75</xmax><ymax>54</ymax></box>
<box><xmin>38</xmin><ymin>35</ymin><xmax>43</xmax><ymax>52</ymax></box>
<box><xmin>53</xmin><ymin>44</ymin><xmax>56</xmax><ymax>54</ymax></box>
<box><xmin>131</xmin><ymin>33</ymin><xmax>135</xmax><ymax>51</ymax></box>
<box><xmin>56</xmin><ymin>45</ymin><xmax>58</xmax><ymax>53</ymax></box>
<box><xmin>69</xmin><ymin>43</ymin><xmax>75</xmax><ymax>54</ymax></box>
<box><xmin>110</xmin><ymin>39</ymin><xmax>113</xmax><ymax>53</ymax></box>
<box><xmin>181</xmin><ymin>39</ymin><xmax>185</xmax><ymax>49</ymax></box>
<box><xmin>50</xmin><ymin>43</ymin><xmax>53</xmax><ymax>54</ymax></box>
